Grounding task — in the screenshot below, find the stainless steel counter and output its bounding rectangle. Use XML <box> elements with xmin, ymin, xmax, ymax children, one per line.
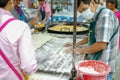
<box><xmin>30</xmin><ymin>32</ymin><xmax>87</xmax><ymax>80</ymax></box>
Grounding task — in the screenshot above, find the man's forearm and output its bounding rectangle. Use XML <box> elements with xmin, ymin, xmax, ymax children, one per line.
<box><xmin>76</xmin><ymin>37</ymin><xmax>88</xmax><ymax>46</ymax></box>
<box><xmin>81</xmin><ymin>42</ymin><xmax>107</xmax><ymax>54</ymax></box>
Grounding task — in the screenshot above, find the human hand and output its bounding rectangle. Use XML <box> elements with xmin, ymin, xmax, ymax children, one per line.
<box><xmin>41</xmin><ymin>20</ymin><xmax>46</xmax><ymax>24</ymax></box>
<box><xmin>64</xmin><ymin>42</ymin><xmax>73</xmax><ymax>47</ymax></box>
<box><xmin>65</xmin><ymin>47</ymin><xmax>73</xmax><ymax>54</ymax></box>
<box><xmin>30</xmin><ymin>17</ymin><xmax>39</xmax><ymax>26</ymax></box>
<box><xmin>75</xmin><ymin>48</ymin><xmax>84</xmax><ymax>54</ymax></box>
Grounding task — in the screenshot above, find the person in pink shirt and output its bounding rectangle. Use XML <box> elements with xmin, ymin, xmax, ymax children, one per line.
<box><xmin>0</xmin><ymin>0</ymin><xmax>37</xmax><ymax>80</ymax></box>
<box><xmin>38</xmin><ymin>0</ymin><xmax>51</xmax><ymax>23</ymax></box>
<box><xmin>106</xmin><ymin>0</ymin><xmax>120</xmax><ymax>21</ymax></box>
<box><xmin>106</xmin><ymin>0</ymin><xmax>120</xmax><ymax>51</ymax></box>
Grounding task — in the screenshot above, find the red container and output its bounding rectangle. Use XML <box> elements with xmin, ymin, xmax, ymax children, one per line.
<box><xmin>77</xmin><ymin>60</ymin><xmax>111</xmax><ymax>80</ymax></box>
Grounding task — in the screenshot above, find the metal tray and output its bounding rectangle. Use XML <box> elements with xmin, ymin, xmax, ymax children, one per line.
<box><xmin>37</xmin><ymin>27</ymin><xmax>45</xmax><ymax>31</ymax></box>
<box><xmin>36</xmin><ymin>38</ymin><xmax>85</xmax><ymax>74</ymax></box>
<box><xmin>47</xmin><ymin>23</ymin><xmax>89</xmax><ymax>35</ymax></box>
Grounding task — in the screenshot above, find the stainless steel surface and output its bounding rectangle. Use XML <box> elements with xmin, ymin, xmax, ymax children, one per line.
<box><xmin>35</xmin><ymin>38</ymin><xmax>85</xmax><ymax>74</ymax></box>
<box><xmin>29</xmin><ymin>71</ymin><xmax>70</xmax><ymax>80</ymax></box>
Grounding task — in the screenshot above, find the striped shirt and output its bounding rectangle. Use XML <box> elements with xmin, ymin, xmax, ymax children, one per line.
<box><xmin>92</xmin><ymin>6</ymin><xmax>119</xmax><ymax>72</ymax></box>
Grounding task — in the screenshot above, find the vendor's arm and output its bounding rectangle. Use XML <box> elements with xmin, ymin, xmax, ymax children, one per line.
<box><xmin>38</xmin><ymin>9</ymin><xmax>41</xmax><ymax>19</ymax></box>
<box><xmin>29</xmin><ymin>10</ymin><xmax>40</xmax><ymax>26</ymax></box>
<box><xmin>23</xmin><ymin>17</ymin><xmax>39</xmax><ymax>29</ymax></box>
<box><xmin>27</xmin><ymin>9</ymin><xmax>40</xmax><ymax>27</ymax></box>
<box><xmin>42</xmin><ymin>12</ymin><xmax>49</xmax><ymax>23</ymax></box>
<box><xmin>76</xmin><ymin>37</ymin><xmax>88</xmax><ymax>47</ymax></box>
<box><xmin>75</xmin><ymin>42</ymin><xmax>107</xmax><ymax>54</ymax></box>
<box><xmin>64</xmin><ymin>37</ymin><xmax>88</xmax><ymax>47</ymax></box>
<box><xmin>29</xmin><ymin>17</ymin><xmax>39</xmax><ymax>26</ymax></box>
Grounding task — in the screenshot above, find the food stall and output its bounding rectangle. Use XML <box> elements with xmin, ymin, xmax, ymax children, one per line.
<box><xmin>27</xmin><ymin>0</ymin><xmax>90</xmax><ymax>80</ymax></box>
<box><xmin>7</xmin><ymin>0</ymin><xmax>117</xmax><ymax>79</ymax></box>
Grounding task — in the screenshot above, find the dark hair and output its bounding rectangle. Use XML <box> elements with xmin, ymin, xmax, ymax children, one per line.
<box><xmin>0</xmin><ymin>0</ymin><xmax>9</xmax><ymax>8</ymax></box>
<box><xmin>77</xmin><ymin>0</ymin><xmax>90</xmax><ymax>7</ymax></box>
<box><xmin>94</xmin><ymin>0</ymin><xmax>101</xmax><ymax>4</ymax></box>
<box><xmin>106</xmin><ymin>0</ymin><xmax>118</xmax><ymax>8</ymax></box>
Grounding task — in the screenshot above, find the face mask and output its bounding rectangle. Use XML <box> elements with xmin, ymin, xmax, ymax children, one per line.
<box><xmin>102</xmin><ymin>2</ymin><xmax>106</xmax><ymax>7</ymax></box>
<box><xmin>81</xmin><ymin>8</ymin><xmax>94</xmax><ymax>20</ymax></box>
<box><xmin>98</xmin><ymin>2</ymin><xmax>106</xmax><ymax>8</ymax></box>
